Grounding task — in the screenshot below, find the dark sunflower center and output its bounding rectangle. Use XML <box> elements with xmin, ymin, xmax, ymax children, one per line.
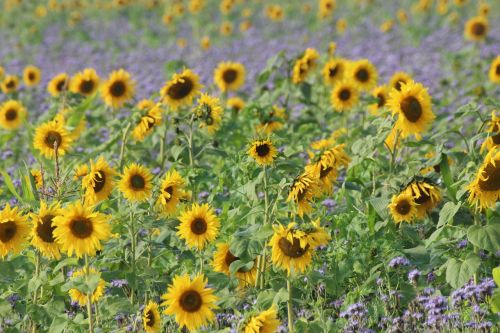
<box><xmin>339</xmin><ymin>88</ymin><xmax>351</xmax><ymax>101</ymax></box>
<box><xmin>164</xmin><ymin>186</ymin><xmax>174</xmax><ymax>197</ymax></box>
<box><xmin>394</xmin><ymin>80</ymin><xmax>405</xmax><ymax>91</ymax></box>
<box><xmin>222</xmin><ymin>69</ymin><xmax>238</xmax><ymax>84</ymax></box>
<box><xmin>167</xmin><ymin>77</ymin><xmax>193</xmax><ymax>100</ymax></box>
<box><xmin>145</xmin><ymin>309</ymin><xmax>155</xmax><ymax>327</ymax></box>
<box><xmin>278</xmin><ymin>237</ymin><xmax>309</xmax><ymax>258</ymax></box>
<box><xmin>130</xmin><ymin>174</ymin><xmax>145</xmax><ymax>189</ymax></box>
<box><xmin>5</xmin><ymin>109</ymin><xmax>17</xmax><ymax>121</ymax></box>
<box><xmin>478</xmin><ymin>162</ymin><xmax>500</xmax><ymax>191</ymax></box>
<box><xmin>37</xmin><ymin>214</ymin><xmax>56</xmax><ymax>243</ymax></box>
<box><xmin>109</xmin><ymin>81</ymin><xmax>126</xmax><ymax>97</ymax></box>
<box><xmin>492</xmin><ymin>133</ymin><xmax>500</xmax><ymax>145</ymax></box>
<box><xmin>400</xmin><ymin>96</ymin><xmax>422</xmax><ymax>122</ymax></box>
<box><xmin>190</xmin><ymin>218</ymin><xmax>207</xmax><ymax>235</ymax></box>
<box><xmin>224</xmin><ymin>251</ymin><xmax>239</xmax><ymax>266</ymax></box>
<box><xmin>256</xmin><ymin>144</ymin><xmax>270</xmax><ymax>157</ymax></box>
<box><xmin>56</xmin><ymin>80</ymin><xmax>66</xmax><ymax>92</ymax></box>
<box><xmin>80</xmin><ymin>80</ymin><xmax>95</xmax><ymax>94</ymax></box>
<box><xmin>377</xmin><ymin>93</ymin><xmax>386</xmax><ymax>107</ymax></box>
<box><xmin>28</xmin><ymin>72</ymin><xmax>35</xmax><ymax>81</ymax></box>
<box><xmin>396</xmin><ymin>200</ymin><xmax>411</xmax><ymax>215</ymax></box>
<box><xmin>496</xmin><ymin>64</ymin><xmax>500</xmax><ymax>75</ymax></box>
<box><xmin>70</xmin><ymin>218</ymin><xmax>93</xmax><ymax>239</ymax></box>
<box><xmin>320</xmin><ymin>166</ymin><xmax>333</xmax><ymax>178</ymax></box>
<box><xmin>179</xmin><ymin>290</ymin><xmax>202</xmax><ymax>312</ymax></box>
<box><xmin>0</xmin><ymin>221</ymin><xmax>17</xmax><ymax>243</ymax></box>
<box><xmin>44</xmin><ymin>131</ymin><xmax>62</xmax><ymax>149</ymax></box>
<box><xmin>93</xmin><ymin>171</ymin><xmax>106</xmax><ymax>193</ymax></box>
<box><xmin>6</xmin><ymin>80</ymin><xmax>15</xmax><ymax>89</ymax></box>
<box><xmin>297</xmin><ymin>188</ymin><xmax>306</xmax><ymax>202</ymax></box>
<box><xmin>471</xmin><ymin>22</ymin><xmax>486</xmax><ymax>36</ymax></box>
<box><xmin>413</xmin><ymin>191</ymin><xmax>430</xmax><ymax>205</ymax></box>
<box><xmin>355</xmin><ymin>68</ymin><xmax>369</xmax><ymax>82</ymax></box>
<box><xmin>329</xmin><ymin>66</ymin><xmax>338</xmax><ymax>78</ymax></box>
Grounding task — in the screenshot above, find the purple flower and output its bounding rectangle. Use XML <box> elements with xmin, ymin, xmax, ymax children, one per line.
<box><xmin>456</xmin><ymin>239</ymin><xmax>468</xmax><ymax>249</ymax></box>
<box><xmin>111</xmin><ymin>279</ymin><xmax>128</xmax><ymax>288</ymax></box>
<box><xmin>388</xmin><ymin>256</ymin><xmax>410</xmax><ymax>268</ymax></box>
<box><xmin>408</xmin><ymin>269</ymin><xmax>421</xmax><ymax>283</ymax></box>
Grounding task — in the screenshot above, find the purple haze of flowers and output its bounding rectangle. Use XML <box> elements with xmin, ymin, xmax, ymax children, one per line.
<box><xmin>388</xmin><ymin>256</ymin><xmax>410</xmax><ymax>268</ymax></box>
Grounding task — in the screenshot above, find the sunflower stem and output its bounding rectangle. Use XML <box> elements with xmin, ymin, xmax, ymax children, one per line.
<box><xmin>30</xmin><ymin>250</ymin><xmax>41</xmax><ymax>333</ymax></box>
<box><xmin>199</xmin><ymin>249</ymin><xmax>204</xmax><ymax>274</ymax></box>
<box><xmin>84</xmin><ymin>255</ymin><xmax>94</xmax><ymax>333</ymax></box>
<box><xmin>129</xmin><ymin>210</ymin><xmax>136</xmax><ymax>305</ymax></box>
<box><xmin>260</xmin><ymin>166</ymin><xmax>270</xmax><ymax>288</ymax></box>
<box><xmin>287</xmin><ymin>277</ymin><xmax>294</xmax><ymax>333</ymax></box>
<box><xmin>473</xmin><ymin>214</ymin><xmax>481</xmax><ymax>284</ymax></box>
<box><xmin>118</xmin><ymin>122</ymin><xmax>131</xmax><ymax>170</ymax></box>
<box><xmin>389</xmin><ymin>129</ymin><xmax>401</xmax><ymax>175</ymax></box>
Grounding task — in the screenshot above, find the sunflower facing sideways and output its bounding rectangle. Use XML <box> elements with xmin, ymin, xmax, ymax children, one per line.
<box><xmin>330</xmin><ymin>81</ymin><xmax>359</xmax><ymax>112</ymax></box>
<box><xmin>143</xmin><ymin>301</ymin><xmax>161</xmax><ymax>333</ymax></box>
<box><xmin>23</xmin><ymin>65</ymin><xmax>42</xmax><ymax>87</ymax></box>
<box><xmin>389</xmin><ymin>71</ymin><xmax>413</xmax><ymax>91</ymax></box>
<box><xmin>248</xmin><ymin>139</ymin><xmax>278</xmax><ymax>166</ymax></box>
<box><xmin>403</xmin><ymin>180</ymin><xmax>442</xmax><ymax>219</ymax></box>
<box><xmin>156</xmin><ymin>169</ymin><xmax>187</xmax><ymax>216</ymax></box>
<box><xmin>305</xmin><ymin>144</ymin><xmax>350</xmax><ymax>195</ymax></box>
<box><xmin>368</xmin><ymin>85</ymin><xmax>389</xmax><ymax>115</ymax></box>
<box><xmin>52</xmin><ymin>201</ymin><xmax>111</xmax><ymax>258</ymax></box>
<box><xmin>194</xmin><ymin>94</ymin><xmax>223</xmax><ymax>134</ymax></box>
<box><xmin>47</xmin><ymin>73</ymin><xmax>70</xmax><ymax>97</ymax></box>
<box><xmin>227</xmin><ymin>97</ymin><xmax>245</xmax><ymax>112</ymax></box>
<box><xmin>322</xmin><ymin>58</ymin><xmax>346</xmax><ymax>86</ymax></box>
<box><xmin>161</xmin><ymin>69</ymin><xmax>202</xmax><ymax>110</ymax></box>
<box><xmin>1</xmin><ymin>75</ymin><xmax>19</xmax><ymax>94</ymax></box>
<box><xmin>132</xmin><ymin>102</ymin><xmax>163</xmax><ymax>141</ymax></box>
<box><xmin>82</xmin><ymin>157</ymin><xmax>116</xmax><ymax>204</ymax></box>
<box><xmin>243</xmin><ymin>304</ymin><xmax>281</xmax><ymax>333</ymax></box>
<box><xmin>287</xmin><ymin>171</ymin><xmax>319</xmax><ymax>217</ymax></box>
<box><xmin>161</xmin><ymin>274</ymin><xmax>218</xmax><ymax>332</ymax></box>
<box><xmin>101</xmin><ymin>69</ymin><xmax>135</xmax><ymax>108</ymax></box>
<box><xmin>212</xmin><ymin>243</ymin><xmax>257</xmax><ymax>287</ymax></box>
<box><xmin>118</xmin><ymin>163</ymin><xmax>153</xmax><ymax>202</ymax></box>
<box><xmin>388</xmin><ymin>192</ymin><xmax>418</xmax><ymax>224</ymax></box>
<box><xmin>387</xmin><ymin>81</ymin><xmax>435</xmax><ymax>141</ymax></box>
<box><xmin>480</xmin><ymin>111</ymin><xmax>500</xmax><ymax>152</ymax></box>
<box><xmin>269</xmin><ymin>223</ymin><xmax>313</xmax><ymax>275</ymax></box>
<box><xmin>0</xmin><ymin>100</ymin><xmax>27</xmax><ymax>130</ymax></box>
<box><xmin>464</xmin><ymin>16</ymin><xmax>489</xmax><ymax>42</ymax></box>
<box><xmin>68</xmin><ymin>267</ymin><xmax>106</xmax><ymax>306</ymax></box>
<box><xmin>489</xmin><ymin>55</ymin><xmax>500</xmax><ymax>84</ymax></box>
<box><xmin>467</xmin><ymin>147</ymin><xmax>500</xmax><ymax>210</ymax></box>
<box><xmin>33</xmin><ymin>120</ymin><xmax>73</xmax><ymax>159</ymax></box>
<box><xmin>30</xmin><ymin>201</ymin><xmax>62</xmax><ymax>259</ymax></box>
<box><xmin>214</xmin><ymin>61</ymin><xmax>246</xmax><ymax>92</ymax></box>
<box><xmin>349</xmin><ymin>59</ymin><xmax>378</xmax><ymax>91</ymax></box>
<box><xmin>70</xmin><ymin>68</ymin><xmax>100</xmax><ymax>97</ymax></box>
<box><xmin>0</xmin><ymin>204</ymin><xmax>30</xmax><ymax>258</ymax></box>
<box><xmin>177</xmin><ymin>203</ymin><xmax>220</xmax><ymax>249</ymax></box>
<box><xmin>292</xmin><ymin>48</ymin><xmax>320</xmax><ymax>84</ymax></box>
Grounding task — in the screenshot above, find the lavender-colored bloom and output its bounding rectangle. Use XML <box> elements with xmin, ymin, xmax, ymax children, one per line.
<box><xmin>408</xmin><ymin>269</ymin><xmax>421</xmax><ymax>283</ymax></box>
<box><xmin>6</xmin><ymin>294</ymin><xmax>20</xmax><ymax>306</ymax></box>
<box><xmin>198</xmin><ymin>191</ymin><xmax>210</xmax><ymax>199</ymax></box>
<box><xmin>427</xmin><ymin>271</ymin><xmax>436</xmax><ymax>283</ymax></box>
<box><xmin>111</xmin><ymin>279</ymin><xmax>128</xmax><ymax>288</ymax></box>
<box><xmin>388</xmin><ymin>256</ymin><xmax>410</xmax><ymax>268</ymax></box>
<box><xmin>456</xmin><ymin>239</ymin><xmax>468</xmax><ymax>249</ymax></box>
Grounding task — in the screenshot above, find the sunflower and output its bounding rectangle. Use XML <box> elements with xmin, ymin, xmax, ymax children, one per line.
<box><xmin>349</xmin><ymin>59</ymin><xmax>378</xmax><ymax>91</ymax></box>
<box><xmin>30</xmin><ymin>201</ymin><xmax>62</xmax><ymax>259</ymax></box>
<box><xmin>480</xmin><ymin>111</ymin><xmax>500</xmax><ymax>152</ymax></box>
<box><xmin>248</xmin><ymin>139</ymin><xmax>278</xmax><ymax>166</ymax></box>
<box><xmin>177</xmin><ymin>203</ymin><xmax>219</xmax><ymax>250</ymax></box>
<box><xmin>200</xmin><ymin>36</ymin><xmax>211</xmax><ymax>50</ymax></box>
<box><xmin>305</xmin><ymin>144</ymin><xmax>350</xmax><ymax>195</ymax></box>
<box><xmin>243</xmin><ymin>304</ymin><xmax>281</xmax><ymax>333</ymax></box>
<box><xmin>70</xmin><ymin>68</ymin><xmax>100</xmax><ymax>97</ymax></box>
<box><xmin>156</xmin><ymin>170</ymin><xmax>186</xmax><ymax>216</ymax></box>
<box><xmin>464</xmin><ymin>16</ymin><xmax>489</xmax><ymax>42</ymax></box>
<box><xmin>118</xmin><ymin>163</ymin><xmax>153</xmax><ymax>202</ymax></box>
<box><xmin>47</xmin><ymin>73</ymin><xmax>70</xmax><ymax>97</ymax></box>
<box><xmin>161</xmin><ymin>274</ymin><xmax>218</xmax><ymax>332</ymax></box>
<box><xmin>336</xmin><ymin>18</ymin><xmax>347</xmax><ymax>34</ymax></box>
<box><xmin>33</xmin><ymin>120</ymin><xmax>73</xmax><ymax>159</ymax></box>
<box><xmin>53</xmin><ymin>109</ymin><xmax>86</xmax><ymax>140</ymax></box>
<box><xmin>322</xmin><ymin>58</ymin><xmax>346</xmax><ymax>86</ymax></box>
<box><xmin>31</xmin><ymin>169</ymin><xmax>44</xmax><ymax>189</ymax></box>
<box><xmin>227</xmin><ymin>97</ymin><xmax>245</xmax><ymax>112</ymax></box>
<box><xmin>318</xmin><ymin>0</ymin><xmax>336</xmax><ymax>19</ymax></box>
<box><xmin>368</xmin><ymin>85</ymin><xmax>389</xmax><ymax>115</ymax></box>
<box><xmin>403</xmin><ymin>181</ymin><xmax>441</xmax><ymax>219</ymax></box>
<box><xmin>82</xmin><ymin>157</ymin><xmax>116</xmax><ymax>204</ymax></box>
<box><xmin>387</xmin><ymin>81</ymin><xmax>435</xmax><ymax>141</ymax></box>
<box><xmin>467</xmin><ymin>148</ymin><xmax>500</xmax><ymax>210</ymax></box>
<box><xmin>330</xmin><ymin>81</ymin><xmax>359</xmax><ymax>112</ymax></box>
<box><xmin>256</xmin><ymin>105</ymin><xmax>286</xmax><ymax>135</ymax></box>
<box><xmin>160</xmin><ymin>69</ymin><xmax>202</xmax><ymax>110</ymax></box>
<box><xmin>287</xmin><ymin>171</ymin><xmax>319</xmax><ymax>217</ymax></box>
<box><xmin>100</xmin><ymin>69</ymin><xmax>135</xmax><ymax>108</ymax></box>
<box><xmin>220</xmin><ymin>21</ymin><xmax>233</xmax><ymax>36</ymax></box>
<box><xmin>1</xmin><ymin>75</ymin><xmax>19</xmax><ymax>94</ymax></box>
<box><xmin>306</xmin><ymin>219</ymin><xmax>331</xmax><ymax>248</ymax></box>
<box><xmin>132</xmin><ymin>103</ymin><xmax>163</xmax><ymax>141</ymax></box>
<box><xmin>0</xmin><ymin>204</ymin><xmax>29</xmax><ymax>258</ymax></box>
<box><xmin>143</xmin><ymin>301</ymin><xmax>161</xmax><ymax>333</ymax></box>
<box><xmin>397</xmin><ymin>9</ymin><xmax>408</xmax><ymax>23</ymax></box>
<box><xmin>388</xmin><ymin>193</ymin><xmax>418</xmax><ymax>224</ymax></box>
<box><xmin>0</xmin><ymin>66</ymin><xmax>4</xmax><ymax>79</ymax></box>
<box><xmin>212</xmin><ymin>243</ymin><xmax>257</xmax><ymax>286</ymax></box>
<box><xmin>489</xmin><ymin>55</ymin><xmax>500</xmax><ymax>84</ymax></box>
<box><xmin>23</xmin><ymin>65</ymin><xmax>42</xmax><ymax>87</ymax></box>
<box><xmin>68</xmin><ymin>267</ymin><xmax>106</xmax><ymax>306</ymax></box>
<box><xmin>74</xmin><ymin>163</ymin><xmax>89</xmax><ymax>180</ymax></box>
<box><xmin>194</xmin><ymin>94</ymin><xmax>223</xmax><ymax>134</ymax></box>
<box><xmin>269</xmin><ymin>223</ymin><xmax>313</xmax><ymax>274</ymax></box>
<box><xmin>292</xmin><ymin>58</ymin><xmax>309</xmax><ymax>84</ymax></box>
<box><xmin>214</xmin><ymin>62</ymin><xmax>246</xmax><ymax>92</ymax></box>
<box><xmin>0</xmin><ymin>100</ymin><xmax>27</xmax><ymax>130</ymax></box>
<box><xmin>52</xmin><ymin>201</ymin><xmax>111</xmax><ymax>257</ymax></box>
<box><xmin>478</xmin><ymin>3</ymin><xmax>490</xmax><ymax>16</ymax></box>
<box><xmin>389</xmin><ymin>72</ymin><xmax>413</xmax><ymax>91</ymax></box>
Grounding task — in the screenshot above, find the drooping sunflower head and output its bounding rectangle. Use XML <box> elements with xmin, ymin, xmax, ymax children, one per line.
<box><xmin>269</xmin><ymin>223</ymin><xmax>313</xmax><ymax>274</ymax></box>
<box><xmin>0</xmin><ymin>100</ymin><xmax>27</xmax><ymax>130</ymax></box>
<box><xmin>1</xmin><ymin>75</ymin><xmax>19</xmax><ymax>94</ymax></box>
<box><xmin>101</xmin><ymin>69</ymin><xmax>136</xmax><ymax>108</ymax></box>
<box><xmin>214</xmin><ymin>62</ymin><xmax>246</xmax><ymax>92</ymax></box>
<box><xmin>161</xmin><ymin>274</ymin><xmax>218</xmax><ymax>332</ymax></box>
<box><xmin>132</xmin><ymin>103</ymin><xmax>163</xmax><ymax>141</ymax></box>
<box><xmin>0</xmin><ymin>204</ymin><xmax>29</xmax><ymax>258</ymax></box>
<box><xmin>68</xmin><ymin>267</ymin><xmax>106</xmax><ymax>306</ymax></box>
<box><xmin>488</xmin><ymin>55</ymin><xmax>500</xmax><ymax>84</ymax></box>
<box><xmin>306</xmin><ymin>144</ymin><xmax>350</xmax><ymax>195</ymax></box>
<box><xmin>82</xmin><ymin>157</ymin><xmax>116</xmax><ymax>204</ymax></box>
<box><xmin>212</xmin><ymin>243</ymin><xmax>257</xmax><ymax>287</ymax></box>
<box><xmin>226</xmin><ymin>97</ymin><xmax>245</xmax><ymax>112</ymax></box>
<box><xmin>330</xmin><ymin>81</ymin><xmax>359</xmax><ymax>112</ymax></box>
<box><xmin>52</xmin><ymin>201</ymin><xmax>111</xmax><ymax>258</ymax></box>
<box><xmin>248</xmin><ymin>139</ymin><xmax>278</xmax><ymax>166</ymax></box>
<box><xmin>143</xmin><ymin>301</ymin><xmax>161</xmax><ymax>333</ymax></box>
<box><xmin>177</xmin><ymin>203</ymin><xmax>220</xmax><ymax>250</ymax></box>
<box><xmin>118</xmin><ymin>163</ymin><xmax>153</xmax><ymax>202</ymax></box>
<box><xmin>388</xmin><ymin>192</ymin><xmax>418</xmax><ymax>224</ymax></box>
<box><xmin>403</xmin><ymin>180</ymin><xmax>441</xmax><ymax>219</ymax></box>
<box><xmin>23</xmin><ymin>65</ymin><xmax>42</xmax><ymax>87</ymax></box>
<box><xmin>467</xmin><ymin>148</ymin><xmax>500</xmax><ymax>211</ymax></box>
<box><xmin>389</xmin><ymin>71</ymin><xmax>413</xmax><ymax>91</ymax></box>
<box><xmin>349</xmin><ymin>59</ymin><xmax>378</xmax><ymax>91</ymax></box>
<box><xmin>243</xmin><ymin>304</ymin><xmax>281</xmax><ymax>333</ymax></box>
<box><xmin>30</xmin><ymin>201</ymin><xmax>62</xmax><ymax>259</ymax></box>
<box><xmin>160</xmin><ymin>69</ymin><xmax>202</xmax><ymax>110</ymax></box>
<box><xmin>322</xmin><ymin>58</ymin><xmax>346</xmax><ymax>86</ymax></box>
<box><xmin>33</xmin><ymin>120</ymin><xmax>73</xmax><ymax>159</ymax></box>
<box><xmin>70</xmin><ymin>68</ymin><xmax>100</xmax><ymax>97</ymax></box>
<box><xmin>287</xmin><ymin>171</ymin><xmax>320</xmax><ymax>217</ymax></box>
<box><xmin>47</xmin><ymin>73</ymin><xmax>70</xmax><ymax>97</ymax></box>
<box><xmin>156</xmin><ymin>169</ymin><xmax>186</xmax><ymax>216</ymax></box>
<box><xmin>480</xmin><ymin>111</ymin><xmax>500</xmax><ymax>152</ymax></box>
<box><xmin>464</xmin><ymin>16</ymin><xmax>489</xmax><ymax>42</ymax></box>
<box><xmin>194</xmin><ymin>94</ymin><xmax>224</xmax><ymax>134</ymax></box>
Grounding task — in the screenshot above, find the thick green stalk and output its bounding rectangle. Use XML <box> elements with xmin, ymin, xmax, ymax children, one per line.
<box><xmin>85</xmin><ymin>255</ymin><xmax>94</xmax><ymax>333</ymax></box>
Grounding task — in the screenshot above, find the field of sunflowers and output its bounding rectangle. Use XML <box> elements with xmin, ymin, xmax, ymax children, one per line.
<box><xmin>0</xmin><ymin>0</ymin><xmax>500</xmax><ymax>332</ymax></box>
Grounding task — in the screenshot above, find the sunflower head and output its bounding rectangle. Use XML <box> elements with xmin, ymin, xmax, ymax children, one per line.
<box><xmin>1</xmin><ymin>75</ymin><xmax>19</xmax><ymax>94</ymax></box>
<box><xmin>403</xmin><ymin>180</ymin><xmax>442</xmax><ymax>218</ymax></box>
<box><xmin>70</xmin><ymin>68</ymin><xmax>100</xmax><ymax>96</ymax></box>
<box><xmin>0</xmin><ymin>204</ymin><xmax>30</xmax><ymax>258</ymax></box>
<box><xmin>226</xmin><ymin>97</ymin><xmax>245</xmax><ymax>112</ymax></box>
<box><xmin>243</xmin><ymin>305</ymin><xmax>281</xmax><ymax>333</ymax></box>
<box><xmin>30</xmin><ymin>201</ymin><xmax>62</xmax><ymax>259</ymax></box>
<box><xmin>23</xmin><ymin>65</ymin><xmax>42</xmax><ymax>87</ymax></box>
<box><xmin>194</xmin><ymin>94</ymin><xmax>223</xmax><ymax>134</ymax></box>
<box><xmin>47</xmin><ymin>73</ymin><xmax>71</xmax><ymax>97</ymax></box>
<box><xmin>214</xmin><ymin>62</ymin><xmax>246</xmax><ymax>92</ymax></box>
<box><xmin>330</xmin><ymin>81</ymin><xmax>359</xmax><ymax>112</ymax></box>
<box><xmin>322</xmin><ymin>58</ymin><xmax>346</xmax><ymax>86</ymax></box>
<box><xmin>0</xmin><ymin>100</ymin><xmax>27</xmax><ymax>130</ymax></box>
<box><xmin>388</xmin><ymin>193</ymin><xmax>418</xmax><ymax>224</ymax></box>
<box><xmin>82</xmin><ymin>157</ymin><xmax>116</xmax><ymax>204</ymax></box>
<box><xmin>33</xmin><ymin>120</ymin><xmax>73</xmax><ymax>159</ymax></box>
<box><xmin>467</xmin><ymin>148</ymin><xmax>500</xmax><ymax>211</ymax></box>
<box><xmin>464</xmin><ymin>16</ymin><xmax>489</xmax><ymax>42</ymax></box>
<box><xmin>269</xmin><ymin>224</ymin><xmax>313</xmax><ymax>274</ymax></box>
<box><xmin>156</xmin><ymin>169</ymin><xmax>186</xmax><ymax>216</ymax></box>
<box><xmin>212</xmin><ymin>243</ymin><xmax>257</xmax><ymax>287</ymax></box>
<box><xmin>68</xmin><ymin>267</ymin><xmax>106</xmax><ymax>306</ymax></box>
<box><xmin>480</xmin><ymin>111</ymin><xmax>500</xmax><ymax>152</ymax></box>
<box><xmin>220</xmin><ymin>21</ymin><xmax>233</xmax><ymax>35</ymax></box>
<box><xmin>160</xmin><ymin>69</ymin><xmax>202</xmax><ymax>110</ymax></box>
<box><xmin>389</xmin><ymin>71</ymin><xmax>413</xmax><ymax>91</ymax></box>
<box><xmin>256</xmin><ymin>105</ymin><xmax>286</xmax><ymax>135</ymax></box>
<box><xmin>100</xmin><ymin>69</ymin><xmax>135</xmax><ymax>108</ymax></box>
<box><xmin>287</xmin><ymin>171</ymin><xmax>320</xmax><ymax>217</ymax></box>
<box><xmin>118</xmin><ymin>163</ymin><xmax>153</xmax><ymax>202</ymax></box>
<box><xmin>488</xmin><ymin>55</ymin><xmax>500</xmax><ymax>84</ymax></box>
<box><xmin>177</xmin><ymin>203</ymin><xmax>220</xmax><ymax>249</ymax></box>
<box><xmin>132</xmin><ymin>103</ymin><xmax>163</xmax><ymax>141</ymax></box>
<box><xmin>143</xmin><ymin>301</ymin><xmax>161</xmax><ymax>333</ymax></box>
<box><xmin>349</xmin><ymin>59</ymin><xmax>378</xmax><ymax>91</ymax></box>
<box><xmin>318</xmin><ymin>0</ymin><xmax>336</xmax><ymax>19</ymax></box>
<box><xmin>368</xmin><ymin>85</ymin><xmax>389</xmax><ymax>115</ymax></box>
<box><xmin>248</xmin><ymin>139</ymin><xmax>278</xmax><ymax>166</ymax></box>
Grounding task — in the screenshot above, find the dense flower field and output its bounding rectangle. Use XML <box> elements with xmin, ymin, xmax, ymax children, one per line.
<box><xmin>0</xmin><ymin>0</ymin><xmax>500</xmax><ymax>332</ymax></box>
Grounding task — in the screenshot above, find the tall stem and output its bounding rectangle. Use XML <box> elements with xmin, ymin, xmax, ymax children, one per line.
<box><xmin>473</xmin><ymin>214</ymin><xmax>481</xmax><ymax>284</ymax></box>
<box><xmin>260</xmin><ymin>166</ymin><xmax>269</xmax><ymax>288</ymax></box>
<box><xmin>287</xmin><ymin>278</ymin><xmax>294</xmax><ymax>333</ymax></box>
<box><xmin>199</xmin><ymin>249</ymin><xmax>204</xmax><ymax>274</ymax></box>
<box><xmin>30</xmin><ymin>251</ymin><xmax>41</xmax><ymax>333</ymax></box>
<box><xmin>85</xmin><ymin>255</ymin><xmax>94</xmax><ymax>333</ymax></box>
<box><xmin>129</xmin><ymin>210</ymin><xmax>136</xmax><ymax>304</ymax></box>
<box><xmin>118</xmin><ymin>123</ymin><xmax>131</xmax><ymax>170</ymax></box>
